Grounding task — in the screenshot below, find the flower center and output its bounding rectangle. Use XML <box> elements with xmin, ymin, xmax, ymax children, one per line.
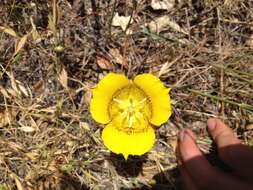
<box><xmin>109</xmin><ymin>84</ymin><xmax>152</xmax><ymax>133</ymax></box>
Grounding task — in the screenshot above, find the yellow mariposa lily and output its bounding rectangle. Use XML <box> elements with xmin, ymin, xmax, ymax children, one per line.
<box><xmin>90</xmin><ymin>73</ymin><xmax>172</xmax><ymax>159</ymax></box>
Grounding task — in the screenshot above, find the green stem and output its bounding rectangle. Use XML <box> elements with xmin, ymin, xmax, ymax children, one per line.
<box><xmin>189</xmin><ymin>89</ymin><xmax>253</xmax><ymax>112</ymax></box>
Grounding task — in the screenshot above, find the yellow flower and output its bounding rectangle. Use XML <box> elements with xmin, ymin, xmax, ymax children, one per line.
<box><xmin>90</xmin><ymin>73</ymin><xmax>172</xmax><ymax>159</ymax></box>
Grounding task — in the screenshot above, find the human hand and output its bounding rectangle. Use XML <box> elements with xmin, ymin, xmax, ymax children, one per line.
<box><xmin>178</xmin><ymin>118</ymin><xmax>253</xmax><ymax>190</ymax></box>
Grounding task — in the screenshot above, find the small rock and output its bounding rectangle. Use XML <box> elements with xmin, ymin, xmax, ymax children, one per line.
<box><xmin>148</xmin><ymin>15</ymin><xmax>187</xmax><ymax>34</ymax></box>
<box><xmin>151</xmin><ymin>0</ymin><xmax>175</xmax><ymax>11</ymax></box>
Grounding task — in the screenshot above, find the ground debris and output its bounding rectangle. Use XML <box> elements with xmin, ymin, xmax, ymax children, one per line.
<box><xmin>0</xmin><ymin>0</ymin><xmax>253</xmax><ymax>189</ymax></box>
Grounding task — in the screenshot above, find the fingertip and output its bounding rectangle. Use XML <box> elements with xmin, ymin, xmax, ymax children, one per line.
<box><xmin>178</xmin><ymin>129</ymin><xmax>196</xmax><ymax>143</ymax></box>
<box><xmin>179</xmin><ymin>129</ymin><xmax>186</xmax><ymax>142</ymax></box>
<box><xmin>179</xmin><ymin>130</ymin><xmax>201</xmax><ymax>161</ymax></box>
<box><xmin>207</xmin><ymin>118</ymin><xmax>240</xmax><ymax>148</ymax></box>
<box><xmin>185</xmin><ymin>129</ymin><xmax>197</xmax><ymax>141</ymax></box>
<box><xmin>207</xmin><ymin>118</ymin><xmax>217</xmax><ymax>131</ymax></box>
<box><xmin>178</xmin><ymin>129</ymin><xmax>216</xmax><ymax>185</ymax></box>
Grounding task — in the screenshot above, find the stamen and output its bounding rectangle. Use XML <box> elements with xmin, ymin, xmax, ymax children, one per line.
<box><xmin>135</xmin><ymin>98</ymin><xmax>147</xmax><ymax>108</ymax></box>
<box><xmin>129</xmin><ymin>114</ymin><xmax>134</xmax><ymax>128</ymax></box>
<box><xmin>113</xmin><ymin>98</ymin><xmax>125</xmax><ymax>105</ymax></box>
<box><xmin>135</xmin><ymin>111</ymin><xmax>143</xmax><ymax>119</ymax></box>
<box><xmin>138</xmin><ymin>98</ymin><xmax>147</xmax><ymax>105</ymax></box>
<box><xmin>121</xmin><ymin>111</ymin><xmax>127</xmax><ymax>118</ymax></box>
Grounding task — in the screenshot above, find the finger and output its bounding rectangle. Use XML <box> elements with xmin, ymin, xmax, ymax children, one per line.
<box><xmin>185</xmin><ymin>129</ymin><xmax>196</xmax><ymax>141</ymax></box>
<box><xmin>207</xmin><ymin>118</ymin><xmax>253</xmax><ymax>179</ymax></box>
<box><xmin>178</xmin><ymin>130</ymin><xmax>218</xmax><ymax>188</ymax></box>
<box><xmin>207</xmin><ymin>118</ymin><xmax>240</xmax><ymax>148</ymax></box>
<box><xmin>178</xmin><ymin>129</ymin><xmax>253</xmax><ymax>190</ymax></box>
<box><xmin>177</xmin><ymin>138</ymin><xmax>198</xmax><ymax>190</ymax></box>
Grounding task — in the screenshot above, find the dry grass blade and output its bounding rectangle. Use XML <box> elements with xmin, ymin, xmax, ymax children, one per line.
<box><xmin>9</xmin><ymin>174</ymin><xmax>24</xmax><ymax>190</ymax></box>
<box><xmin>48</xmin><ymin>0</ymin><xmax>58</xmax><ymax>34</ymax></box>
<box><xmin>13</xmin><ymin>34</ymin><xmax>28</xmax><ymax>57</ymax></box>
<box><xmin>17</xmin><ymin>83</ymin><xmax>29</xmax><ymax>97</ymax></box>
<box><xmin>7</xmin><ymin>72</ymin><xmax>28</xmax><ymax>97</ymax></box>
<box><xmin>80</xmin><ymin>122</ymin><xmax>90</xmax><ymax>131</ymax></box>
<box><xmin>19</xmin><ymin>126</ymin><xmax>36</xmax><ymax>133</ymax></box>
<box><xmin>14</xmin><ymin>177</ymin><xmax>24</xmax><ymax>190</ymax></box>
<box><xmin>0</xmin><ymin>26</ymin><xmax>18</xmax><ymax>37</ymax></box>
<box><xmin>0</xmin><ymin>85</ymin><xmax>10</xmax><ymax>99</ymax></box>
<box><xmin>30</xmin><ymin>17</ymin><xmax>40</xmax><ymax>41</ymax></box>
<box><xmin>52</xmin><ymin>0</ymin><xmax>58</xmax><ymax>29</ymax></box>
<box><xmin>158</xmin><ymin>56</ymin><xmax>181</xmax><ymax>77</ymax></box>
<box><xmin>58</xmin><ymin>67</ymin><xmax>68</xmax><ymax>90</ymax></box>
<box><xmin>9</xmin><ymin>72</ymin><xmax>19</xmax><ymax>94</ymax></box>
<box><xmin>0</xmin><ymin>108</ymin><xmax>17</xmax><ymax>128</ymax></box>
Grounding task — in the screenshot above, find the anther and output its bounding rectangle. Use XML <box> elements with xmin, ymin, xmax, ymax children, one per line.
<box><xmin>113</xmin><ymin>98</ymin><xmax>125</xmax><ymax>105</ymax></box>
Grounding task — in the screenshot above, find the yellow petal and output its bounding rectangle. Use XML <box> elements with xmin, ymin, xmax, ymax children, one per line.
<box><xmin>102</xmin><ymin>123</ymin><xmax>155</xmax><ymax>159</ymax></box>
<box><xmin>90</xmin><ymin>73</ymin><xmax>130</xmax><ymax>124</ymax></box>
<box><xmin>134</xmin><ymin>74</ymin><xmax>172</xmax><ymax>126</ymax></box>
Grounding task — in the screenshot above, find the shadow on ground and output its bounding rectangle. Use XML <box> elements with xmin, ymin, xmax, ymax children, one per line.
<box><xmin>108</xmin><ymin>152</ymin><xmax>182</xmax><ymax>190</ymax></box>
<box><xmin>108</xmin><ymin>153</ymin><xmax>148</xmax><ymax>178</ymax></box>
<box><xmin>123</xmin><ymin>144</ymin><xmax>247</xmax><ymax>190</ymax></box>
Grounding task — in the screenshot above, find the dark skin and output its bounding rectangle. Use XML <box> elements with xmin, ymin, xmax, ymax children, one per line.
<box><xmin>178</xmin><ymin>118</ymin><xmax>253</xmax><ymax>190</ymax></box>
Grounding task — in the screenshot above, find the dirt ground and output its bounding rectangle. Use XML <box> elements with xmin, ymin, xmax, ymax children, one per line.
<box><xmin>0</xmin><ymin>0</ymin><xmax>253</xmax><ymax>189</ymax></box>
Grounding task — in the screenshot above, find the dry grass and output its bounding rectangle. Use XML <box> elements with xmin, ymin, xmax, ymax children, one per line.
<box><xmin>0</xmin><ymin>0</ymin><xmax>253</xmax><ymax>189</ymax></box>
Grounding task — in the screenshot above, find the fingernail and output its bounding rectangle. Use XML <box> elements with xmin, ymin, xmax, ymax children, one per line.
<box><xmin>207</xmin><ymin>118</ymin><xmax>217</xmax><ymax>131</ymax></box>
<box><xmin>185</xmin><ymin>129</ymin><xmax>196</xmax><ymax>141</ymax></box>
<box><xmin>179</xmin><ymin>130</ymin><xmax>185</xmax><ymax>141</ymax></box>
<box><xmin>179</xmin><ymin>130</ymin><xmax>192</xmax><ymax>142</ymax></box>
